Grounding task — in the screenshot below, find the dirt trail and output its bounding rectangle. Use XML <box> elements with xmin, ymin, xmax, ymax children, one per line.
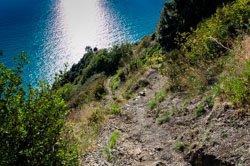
<box><xmin>83</xmin><ymin>69</ymin><xmax>250</xmax><ymax>166</ymax></box>
<box><xmin>84</xmin><ymin>70</ymin><xmax>189</xmax><ymax>166</ymax></box>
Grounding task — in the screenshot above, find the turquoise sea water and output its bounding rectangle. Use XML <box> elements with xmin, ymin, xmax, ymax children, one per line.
<box><xmin>0</xmin><ymin>0</ymin><xmax>165</xmax><ymax>85</ymax></box>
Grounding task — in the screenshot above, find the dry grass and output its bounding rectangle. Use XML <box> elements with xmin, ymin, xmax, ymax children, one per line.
<box><xmin>216</xmin><ymin>35</ymin><xmax>250</xmax><ymax>111</ymax></box>
<box><xmin>63</xmin><ymin>102</ymin><xmax>108</xmax><ymax>163</ymax></box>
<box><xmin>134</xmin><ymin>36</ymin><xmax>153</xmax><ymax>55</ymax></box>
<box><xmin>235</xmin><ymin>36</ymin><xmax>250</xmax><ymax>61</ymax></box>
<box><xmin>67</xmin><ymin>102</ymin><xmax>101</xmax><ymax>122</ymax></box>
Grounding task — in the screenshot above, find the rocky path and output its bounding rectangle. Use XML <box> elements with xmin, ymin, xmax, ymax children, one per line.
<box><xmin>83</xmin><ymin>69</ymin><xmax>250</xmax><ymax>166</ymax></box>
<box><xmin>84</xmin><ymin>70</ymin><xmax>189</xmax><ymax>166</ymax></box>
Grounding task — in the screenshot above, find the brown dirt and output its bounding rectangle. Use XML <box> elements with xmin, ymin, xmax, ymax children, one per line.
<box><xmin>83</xmin><ymin>69</ymin><xmax>250</xmax><ymax>166</ymax></box>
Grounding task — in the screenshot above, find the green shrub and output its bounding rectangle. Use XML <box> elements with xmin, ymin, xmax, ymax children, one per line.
<box><xmin>147</xmin><ymin>91</ymin><xmax>166</xmax><ymax>110</ymax></box>
<box><xmin>109</xmin><ymin>130</ymin><xmax>120</xmax><ymax>149</ymax></box>
<box><xmin>182</xmin><ymin>0</ymin><xmax>250</xmax><ymax>62</ymax></box>
<box><xmin>59</xmin><ymin>74</ymin><xmax>107</xmax><ymax>108</ymax></box>
<box><xmin>157</xmin><ymin>107</ymin><xmax>177</xmax><ymax>124</ymax></box>
<box><xmin>103</xmin><ymin>130</ymin><xmax>120</xmax><ymax>162</ymax></box>
<box><xmin>225</xmin><ymin>79</ymin><xmax>247</xmax><ymax>103</ymax></box>
<box><xmin>175</xmin><ymin>140</ymin><xmax>186</xmax><ymax>152</ymax></box>
<box><xmin>111</xmin><ymin>76</ymin><xmax>121</xmax><ymax>91</ymax></box>
<box><xmin>157</xmin><ymin>0</ymin><xmax>234</xmax><ymax>50</ymax></box>
<box><xmin>147</xmin><ymin>100</ymin><xmax>158</xmax><ymax>110</ymax></box>
<box><xmin>60</xmin><ymin>44</ymin><xmax>132</xmax><ymax>86</ymax></box>
<box><xmin>110</xmin><ymin>103</ymin><xmax>121</xmax><ymax>115</ymax></box>
<box><xmin>88</xmin><ymin>110</ymin><xmax>104</xmax><ymax>124</ymax></box>
<box><xmin>155</xmin><ymin>91</ymin><xmax>166</xmax><ymax>103</ymax></box>
<box><xmin>157</xmin><ymin>113</ymin><xmax>171</xmax><ymax>124</ymax></box>
<box><xmin>194</xmin><ymin>95</ymin><xmax>214</xmax><ymax>117</ymax></box>
<box><xmin>0</xmin><ymin>54</ymin><xmax>78</xmax><ymax>165</ymax></box>
<box><xmin>194</xmin><ymin>104</ymin><xmax>206</xmax><ymax>117</ymax></box>
<box><xmin>164</xmin><ymin>0</ymin><xmax>250</xmax><ymax>94</ymax></box>
<box><xmin>220</xmin><ymin>60</ymin><xmax>250</xmax><ymax>105</ymax></box>
<box><xmin>111</xmin><ymin>69</ymin><xmax>125</xmax><ymax>91</ymax></box>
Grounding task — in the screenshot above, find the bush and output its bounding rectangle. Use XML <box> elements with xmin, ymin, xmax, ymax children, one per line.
<box><xmin>88</xmin><ymin>110</ymin><xmax>104</xmax><ymax>124</ymax></box>
<box><xmin>58</xmin><ymin>74</ymin><xmax>107</xmax><ymax>108</ymax></box>
<box><xmin>164</xmin><ymin>0</ymin><xmax>250</xmax><ymax>94</ymax></box>
<box><xmin>157</xmin><ymin>0</ymin><xmax>234</xmax><ymax>50</ymax></box>
<box><xmin>182</xmin><ymin>0</ymin><xmax>250</xmax><ymax>62</ymax></box>
<box><xmin>103</xmin><ymin>130</ymin><xmax>120</xmax><ymax>162</ymax></box>
<box><xmin>110</xmin><ymin>103</ymin><xmax>121</xmax><ymax>115</ymax></box>
<box><xmin>110</xmin><ymin>69</ymin><xmax>125</xmax><ymax>91</ymax></box>
<box><xmin>147</xmin><ymin>100</ymin><xmax>158</xmax><ymax>110</ymax></box>
<box><xmin>194</xmin><ymin>104</ymin><xmax>206</xmax><ymax>117</ymax></box>
<box><xmin>175</xmin><ymin>140</ymin><xmax>186</xmax><ymax>152</ymax></box>
<box><xmin>0</xmin><ymin>54</ymin><xmax>78</xmax><ymax>165</ymax></box>
<box><xmin>59</xmin><ymin>44</ymin><xmax>132</xmax><ymax>86</ymax></box>
<box><xmin>157</xmin><ymin>112</ymin><xmax>171</xmax><ymax>124</ymax></box>
<box><xmin>157</xmin><ymin>107</ymin><xmax>177</xmax><ymax>124</ymax></box>
<box><xmin>147</xmin><ymin>91</ymin><xmax>166</xmax><ymax>110</ymax></box>
<box><xmin>220</xmin><ymin>60</ymin><xmax>250</xmax><ymax>105</ymax></box>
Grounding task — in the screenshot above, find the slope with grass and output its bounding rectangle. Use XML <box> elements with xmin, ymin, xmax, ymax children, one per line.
<box><xmin>54</xmin><ymin>0</ymin><xmax>250</xmax><ymax>165</ymax></box>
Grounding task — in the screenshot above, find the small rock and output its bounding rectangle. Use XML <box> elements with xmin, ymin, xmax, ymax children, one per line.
<box><xmin>152</xmin><ymin>160</ymin><xmax>167</xmax><ymax>166</ymax></box>
<box><xmin>149</xmin><ymin>151</ymin><xmax>154</xmax><ymax>156</ymax></box>
<box><xmin>155</xmin><ymin>147</ymin><xmax>163</xmax><ymax>152</ymax></box>
<box><xmin>139</xmin><ymin>91</ymin><xmax>146</xmax><ymax>96</ymax></box>
<box><xmin>135</xmin><ymin>96</ymin><xmax>141</xmax><ymax>101</ymax></box>
<box><xmin>190</xmin><ymin>143</ymin><xmax>197</xmax><ymax>149</ymax></box>
<box><xmin>117</xmin><ymin>148</ymin><xmax>125</xmax><ymax>156</ymax></box>
<box><xmin>161</xmin><ymin>154</ymin><xmax>171</xmax><ymax>161</ymax></box>
<box><xmin>134</xmin><ymin>148</ymin><xmax>142</xmax><ymax>155</ymax></box>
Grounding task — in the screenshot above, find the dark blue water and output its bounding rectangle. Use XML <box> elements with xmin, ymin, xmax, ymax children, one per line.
<box><xmin>0</xmin><ymin>0</ymin><xmax>165</xmax><ymax>85</ymax></box>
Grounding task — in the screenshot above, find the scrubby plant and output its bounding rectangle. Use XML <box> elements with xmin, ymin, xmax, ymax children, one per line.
<box><xmin>148</xmin><ymin>100</ymin><xmax>158</xmax><ymax>110</ymax></box>
<box><xmin>111</xmin><ymin>75</ymin><xmax>121</xmax><ymax>91</ymax></box>
<box><xmin>182</xmin><ymin>0</ymin><xmax>250</xmax><ymax>62</ymax></box>
<box><xmin>157</xmin><ymin>112</ymin><xmax>171</xmax><ymax>124</ymax></box>
<box><xmin>155</xmin><ymin>91</ymin><xmax>166</xmax><ymax>103</ymax></box>
<box><xmin>194</xmin><ymin>95</ymin><xmax>214</xmax><ymax>117</ymax></box>
<box><xmin>60</xmin><ymin>44</ymin><xmax>132</xmax><ymax>86</ymax></box>
<box><xmin>109</xmin><ymin>103</ymin><xmax>121</xmax><ymax>115</ymax></box>
<box><xmin>147</xmin><ymin>91</ymin><xmax>166</xmax><ymax>110</ymax></box>
<box><xmin>164</xmin><ymin>0</ymin><xmax>250</xmax><ymax>95</ymax></box>
<box><xmin>0</xmin><ymin>53</ymin><xmax>78</xmax><ymax>165</ymax></box>
<box><xmin>194</xmin><ymin>104</ymin><xmax>206</xmax><ymax>117</ymax></box>
<box><xmin>219</xmin><ymin>60</ymin><xmax>250</xmax><ymax>106</ymax></box>
<box><xmin>220</xmin><ymin>130</ymin><xmax>228</xmax><ymax>139</ymax></box>
<box><xmin>143</xmin><ymin>45</ymin><xmax>164</xmax><ymax>66</ymax></box>
<box><xmin>157</xmin><ymin>107</ymin><xmax>178</xmax><ymax>124</ymax></box>
<box><xmin>57</xmin><ymin>74</ymin><xmax>107</xmax><ymax>108</ymax></box>
<box><xmin>121</xmin><ymin>71</ymin><xmax>146</xmax><ymax>99</ymax></box>
<box><xmin>110</xmin><ymin>69</ymin><xmax>125</xmax><ymax>91</ymax></box>
<box><xmin>103</xmin><ymin>130</ymin><xmax>120</xmax><ymax>162</ymax></box>
<box><xmin>157</xmin><ymin>0</ymin><xmax>234</xmax><ymax>50</ymax></box>
<box><xmin>129</xmin><ymin>79</ymin><xmax>150</xmax><ymax>92</ymax></box>
<box><xmin>88</xmin><ymin>109</ymin><xmax>104</xmax><ymax>124</ymax></box>
<box><xmin>175</xmin><ymin>140</ymin><xmax>186</xmax><ymax>152</ymax></box>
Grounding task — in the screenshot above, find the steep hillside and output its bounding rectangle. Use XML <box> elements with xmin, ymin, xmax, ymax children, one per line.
<box><xmin>55</xmin><ymin>0</ymin><xmax>250</xmax><ymax>165</ymax></box>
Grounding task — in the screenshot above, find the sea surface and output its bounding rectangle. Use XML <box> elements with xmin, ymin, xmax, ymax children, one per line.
<box><xmin>0</xmin><ymin>0</ymin><xmax>165</xmax><ymax>85</ymax></box>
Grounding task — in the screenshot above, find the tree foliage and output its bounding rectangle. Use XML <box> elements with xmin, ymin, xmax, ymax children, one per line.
<box><xmin>157</xmin><ymin>0</ymin><xmax>234</xmax><ymax>50</ymax></box>
<box><xmin>182</xmin><ymin>0</ymin><xmax>250</xmax><ymax>61</ymax></box>
<box><xmin>0</xmin><ymin>53</ymin><xmax>78</xmax><ymax>165</ymax></box>
<box><xmin>59</xmin><ymin>44</ymin><xmax>132</xmax><ymax>85</ymax></box>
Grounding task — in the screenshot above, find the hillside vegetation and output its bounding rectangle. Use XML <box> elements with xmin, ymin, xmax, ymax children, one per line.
<box><xmin>0</xmin><ymin>53</ymin><xmax>78</xmax><ymax>165</ymax></box>
<box><xmin>61</xmin><ymin>0</ymin><xmax>249</xmax><ymax>164</ymax></box>
<box><xmin>0</xmin><ymin>0</ymin><xmax>249</xmax><ymax>165</ymax></box>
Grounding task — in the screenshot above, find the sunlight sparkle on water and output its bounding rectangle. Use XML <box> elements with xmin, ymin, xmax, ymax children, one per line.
<box><xmin>58</xmin><ymin>0</ymin><xmax>120</xmax><ymax>65</ymax></box>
